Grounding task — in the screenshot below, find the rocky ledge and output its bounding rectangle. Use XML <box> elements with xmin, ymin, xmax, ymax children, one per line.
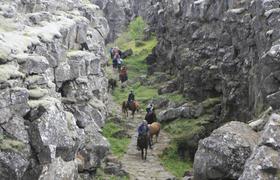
<box><xmin>0</xmin><ymin>0</ymin><xmax>110</xmax><ymax>179</ymax></box>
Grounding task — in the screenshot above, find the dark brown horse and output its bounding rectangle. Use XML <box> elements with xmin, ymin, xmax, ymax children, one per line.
<box><xmin>122</xmin><ymin>101</ymin><xmax>140</xmax><ymax>118</ymax></box>
<box><xmin>137</xmin><ymin>133</ymin><xmax>149</xmax><ymax>160</ymax></box>
<box><xmin>145</xmin><ymin>111</ymin><xmax>157</xmax><ymax>124</ymax></box>
<box><xmin>107</xmin><ymin>78</ymin><xmax>117</xmax><ymax>92</ymax></box>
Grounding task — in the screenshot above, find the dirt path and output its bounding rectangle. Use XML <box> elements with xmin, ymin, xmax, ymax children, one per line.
<box><xmin>120</xmin><ymin>112</ymin><xmax>176</xmax><ymax>180</ymax></box>
<box><xmin>106</xmin><ymin>67</ymin><xmax>175</xmax><ymax>179</ymax></box>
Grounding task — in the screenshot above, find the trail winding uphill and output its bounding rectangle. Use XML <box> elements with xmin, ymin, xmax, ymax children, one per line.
<box><xmin>121</xmin><ymin>112</ymin><xmax>175</xmax><ymax>179</ymax></box>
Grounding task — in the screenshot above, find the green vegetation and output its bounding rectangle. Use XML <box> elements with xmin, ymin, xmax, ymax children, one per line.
<box><xmin>102</xmin><ymin>121</ymin><xmax>130</xmax><ymax>158</ymax></box>
<box><xmin>160</xmin><ymin>143</ymin><xmax>192</xmax><ymax>178</ymax></box>
<box><xmin>112</xmin><ymin>82</ymin><xmax>158</xmax><ymax>107</ymax></box>
<box><xmin>0</xmin><ymin>135</ymin><xmax>25</xmax><ymax>153</ymax></box>
<box><xmin>128</xmin><ymin>17</ymin><xmax>147</xmax><ymax>41</ymax></box>
<box><xmin>160</xmin><ymin>97</ymin><xmax>221</xmax><ymax>178</ymax></box>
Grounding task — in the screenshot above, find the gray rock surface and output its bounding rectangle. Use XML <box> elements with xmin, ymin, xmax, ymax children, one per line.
<box><xmin>239</xmin><ymin>113</ymin><xmax>280</xmax><ymax>180</ymax></box>
<box><xmin>0</xmin><ymin>0</ymin><xmax>110</xmax><ymax>179</ymax></box>
<box><xmin>193</xmin><ymin>121</ymin><xmax>259</xmax><ymax>180</ymax></box>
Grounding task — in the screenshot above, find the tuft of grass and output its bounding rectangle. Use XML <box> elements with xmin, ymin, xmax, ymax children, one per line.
<box><xmin>102</xmin><ymin>121</ymin><xmax>130</xmax><ymax>158</ymax></box>
<box><xmin>160</xmin><ymin>143</ymin><xmax>192</xmax><ymax>178</ymax></box>
<box><xmin>161</xmin><ymin>92</ymin><xmax>186</xmax><ymax>104</ymax></box>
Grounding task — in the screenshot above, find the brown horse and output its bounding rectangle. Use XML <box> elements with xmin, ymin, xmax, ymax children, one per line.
<box><xmin>145</xmin><ymin>111</ymin><xmax>157</xmax><ymax>124</ymax></box>
<box><xmin>122</xmin><ymin>101</ymin><xmax>140</xmax><ymax>118</ymax></box>
<box><xmin>119</xmin><ymin>67</ymin><xmax>128</xmax><ymax>83</ymax></box>
<box><xmin>148</xmin><ymin>122</ymin><xmax>161</xmax><ymax>145</ymax></box>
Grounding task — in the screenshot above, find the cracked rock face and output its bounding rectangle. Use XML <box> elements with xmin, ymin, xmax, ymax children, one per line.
<box><xmin>193</xmin><ymin>121</ymin><xmax>259</xmax><ymax>180</ymax></box>
<box><xmin>0</xmin><ymin>0</ymin><xmax>110</xmax><ymax>179</ymax></box>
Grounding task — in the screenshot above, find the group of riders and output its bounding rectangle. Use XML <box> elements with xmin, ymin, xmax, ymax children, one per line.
<box><xmin>109</xmin><ymin>47</ymin><xmax>155</xmax><ymax>151</ymax></box>
<box><xmin>127</xmin><ymin>90</ymin><xmax>155</xmax><ymax>150</ymax></box>
<box><xmin>110</xmin><ymin>47</ymin><xmax>128</xmax><ymax>83</ymax></box>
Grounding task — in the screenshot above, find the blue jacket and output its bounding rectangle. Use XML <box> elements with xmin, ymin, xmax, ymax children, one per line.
<box><xmin>138</xmin><ymin>123</ymin><xmax>149</xmax><ymax>135</ymax></box>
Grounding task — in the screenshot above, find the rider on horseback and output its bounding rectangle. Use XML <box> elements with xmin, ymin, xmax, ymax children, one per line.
<box><xmin>137</xmin><ymin>120</ymin><xmax>150</xmax><ymax>150</ymax></box>
<box><xmin>146</xmin><ymin>103</ymin><xmax>154</xmax><ymax>114</ymax></box>
<box><xmin>138</xmin><ymin>120</ymin><xmax>149</xmax><ymax>136</ymax></box>
<box><xmin>127</xmin><ymin>90</ymin><xmax>135</xmax><ymax>106</ymax></box>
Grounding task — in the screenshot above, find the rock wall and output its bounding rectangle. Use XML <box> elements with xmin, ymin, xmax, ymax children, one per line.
<box><xmin>129</xmin><ymin>0</ymin><xmax>280</xmax><ymax>179</ymax></box>
<box><xmin>91</xmin><ymin>0</ymin><xmax>154</xmax><ymax>42</ymax></box>
<box><xmin>142</xmin><ymin>0</ymin><xmax>280</xmax><ymax>123</ymax></box>
<box><xmin>0</xmin><ymin>0</ymin><xmax>111</xmax><ymax>179</ymax></box>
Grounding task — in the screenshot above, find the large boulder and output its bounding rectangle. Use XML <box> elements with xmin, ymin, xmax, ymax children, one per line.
<box><xmin>28</xmin><ymin>98</ymin><xmax>80</xmax><ymax>164</ymax></box>
<box><xmin>158</xmin><ymin>107</ymin><xmax>182</xmax><ymax>122</ymax></box>
<box><xmin>77</xmin><ymin>125</ymin><xmax>109</xmax><ymax>172</ymax></box>
<box><xmin>193</xmin><ymin>121</ymin><xmax>259</xmax><ymax>180</ymax></box>
<box><xmin>239</xmin><ymin>145</ymin><xmax>279</xmax><ymax>180</ymax></box>
<box><xmin>38</xmin><ymin>157</ymin><xmax>78</xmax><ymax>180</ymax></box>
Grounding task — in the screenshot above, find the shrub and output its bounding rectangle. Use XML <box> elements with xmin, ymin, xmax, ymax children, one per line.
<box><xmin>128</xmin><ymin>17</ymin><xmax>147</xmax><ymax>41</ymax></box>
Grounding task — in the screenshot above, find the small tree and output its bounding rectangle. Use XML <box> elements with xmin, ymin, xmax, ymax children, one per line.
<box><xmin>128</xmin><ymin>17</ymin><xmax>147</xmax><ymax>41</ymax></box>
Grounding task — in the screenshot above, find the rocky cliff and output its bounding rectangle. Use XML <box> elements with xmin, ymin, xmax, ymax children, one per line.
<box><xmin>136</xmin><ymin>0</ymin><xmax>279</xmax><ymax>122</ymax></box>
<box><xmin>140</xmin><ymin>0</ymin><xmax>280</xmax><ymax>179</ymax></box>
<box><xmin>0</xmin><ymin>0</ymin><xmax>110</xmax><ymax>179</ymax></box>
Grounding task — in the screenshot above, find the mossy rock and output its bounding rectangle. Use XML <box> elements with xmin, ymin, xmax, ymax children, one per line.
<box><xmin>0</xmin><ymin>135</ymin><xmax>25</xmax><ymax>153</ymax></box>
<box><xmin>28</xmin><ymin>88</ymin><xmax>48</xmax><ymax>99</ymax></box>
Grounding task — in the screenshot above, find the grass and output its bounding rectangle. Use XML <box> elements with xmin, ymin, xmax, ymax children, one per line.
<box><xmin>112</xmin><ymin>82</ymin><xmax>158</xmax><ymax>107</ymax></box>
<box><xmin>108</xmin><ymin>31</ymin><xmax>158</xmax><ymax>108</ymax></box>
<box><xmin>160</xmin><ymin>143</ymin><xmax>193</xmax><ymax>178</ymax></box>
<box><xmin>102</xmin><ymin>121</ymin><xmax>130</xmax><ymax>158</ymax></box>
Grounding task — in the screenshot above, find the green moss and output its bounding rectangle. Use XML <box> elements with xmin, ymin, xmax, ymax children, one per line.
<box><xmin>102</xmin><ymin>121</ymin><xmax>130</xmax><ymax>158</ymax></box>
<box><xmin>0</xmin><ymin>135</ymin><xmax>25</xmax><ymax>153</ymax></box>
<box><xmin>160</xmin><ymin>143</ymin><xmax>192</xmax><ymax>178</ymax></box>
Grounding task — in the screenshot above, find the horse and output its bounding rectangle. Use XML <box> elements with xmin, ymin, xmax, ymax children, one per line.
<box><xmin>107</xmin><ymin>78</ymin><xmax>117</xmax><ymax>92</ymax></box>
<box><xmin>119</xmin><ymin>68</ymin><xmax>128</xmax><ymax>83</ymax></box>
<box><xmin>137</xmin><ymin>133</ymin><xmax>149</xmax><ymax>160</ymax></box>
<box><xmin>145</xmin><ymin>111</ymin><xmax>157</xmax><ymax>124</ymax></box>
<box><xmin>122</xmin><ymin>101</ymin><xmax>140</xmax><ymax>118</ymax></box>
<box><xmin>148</xmin><ymin>122</ymin><xmax>161</xmax><ymax>145</ymax></box>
